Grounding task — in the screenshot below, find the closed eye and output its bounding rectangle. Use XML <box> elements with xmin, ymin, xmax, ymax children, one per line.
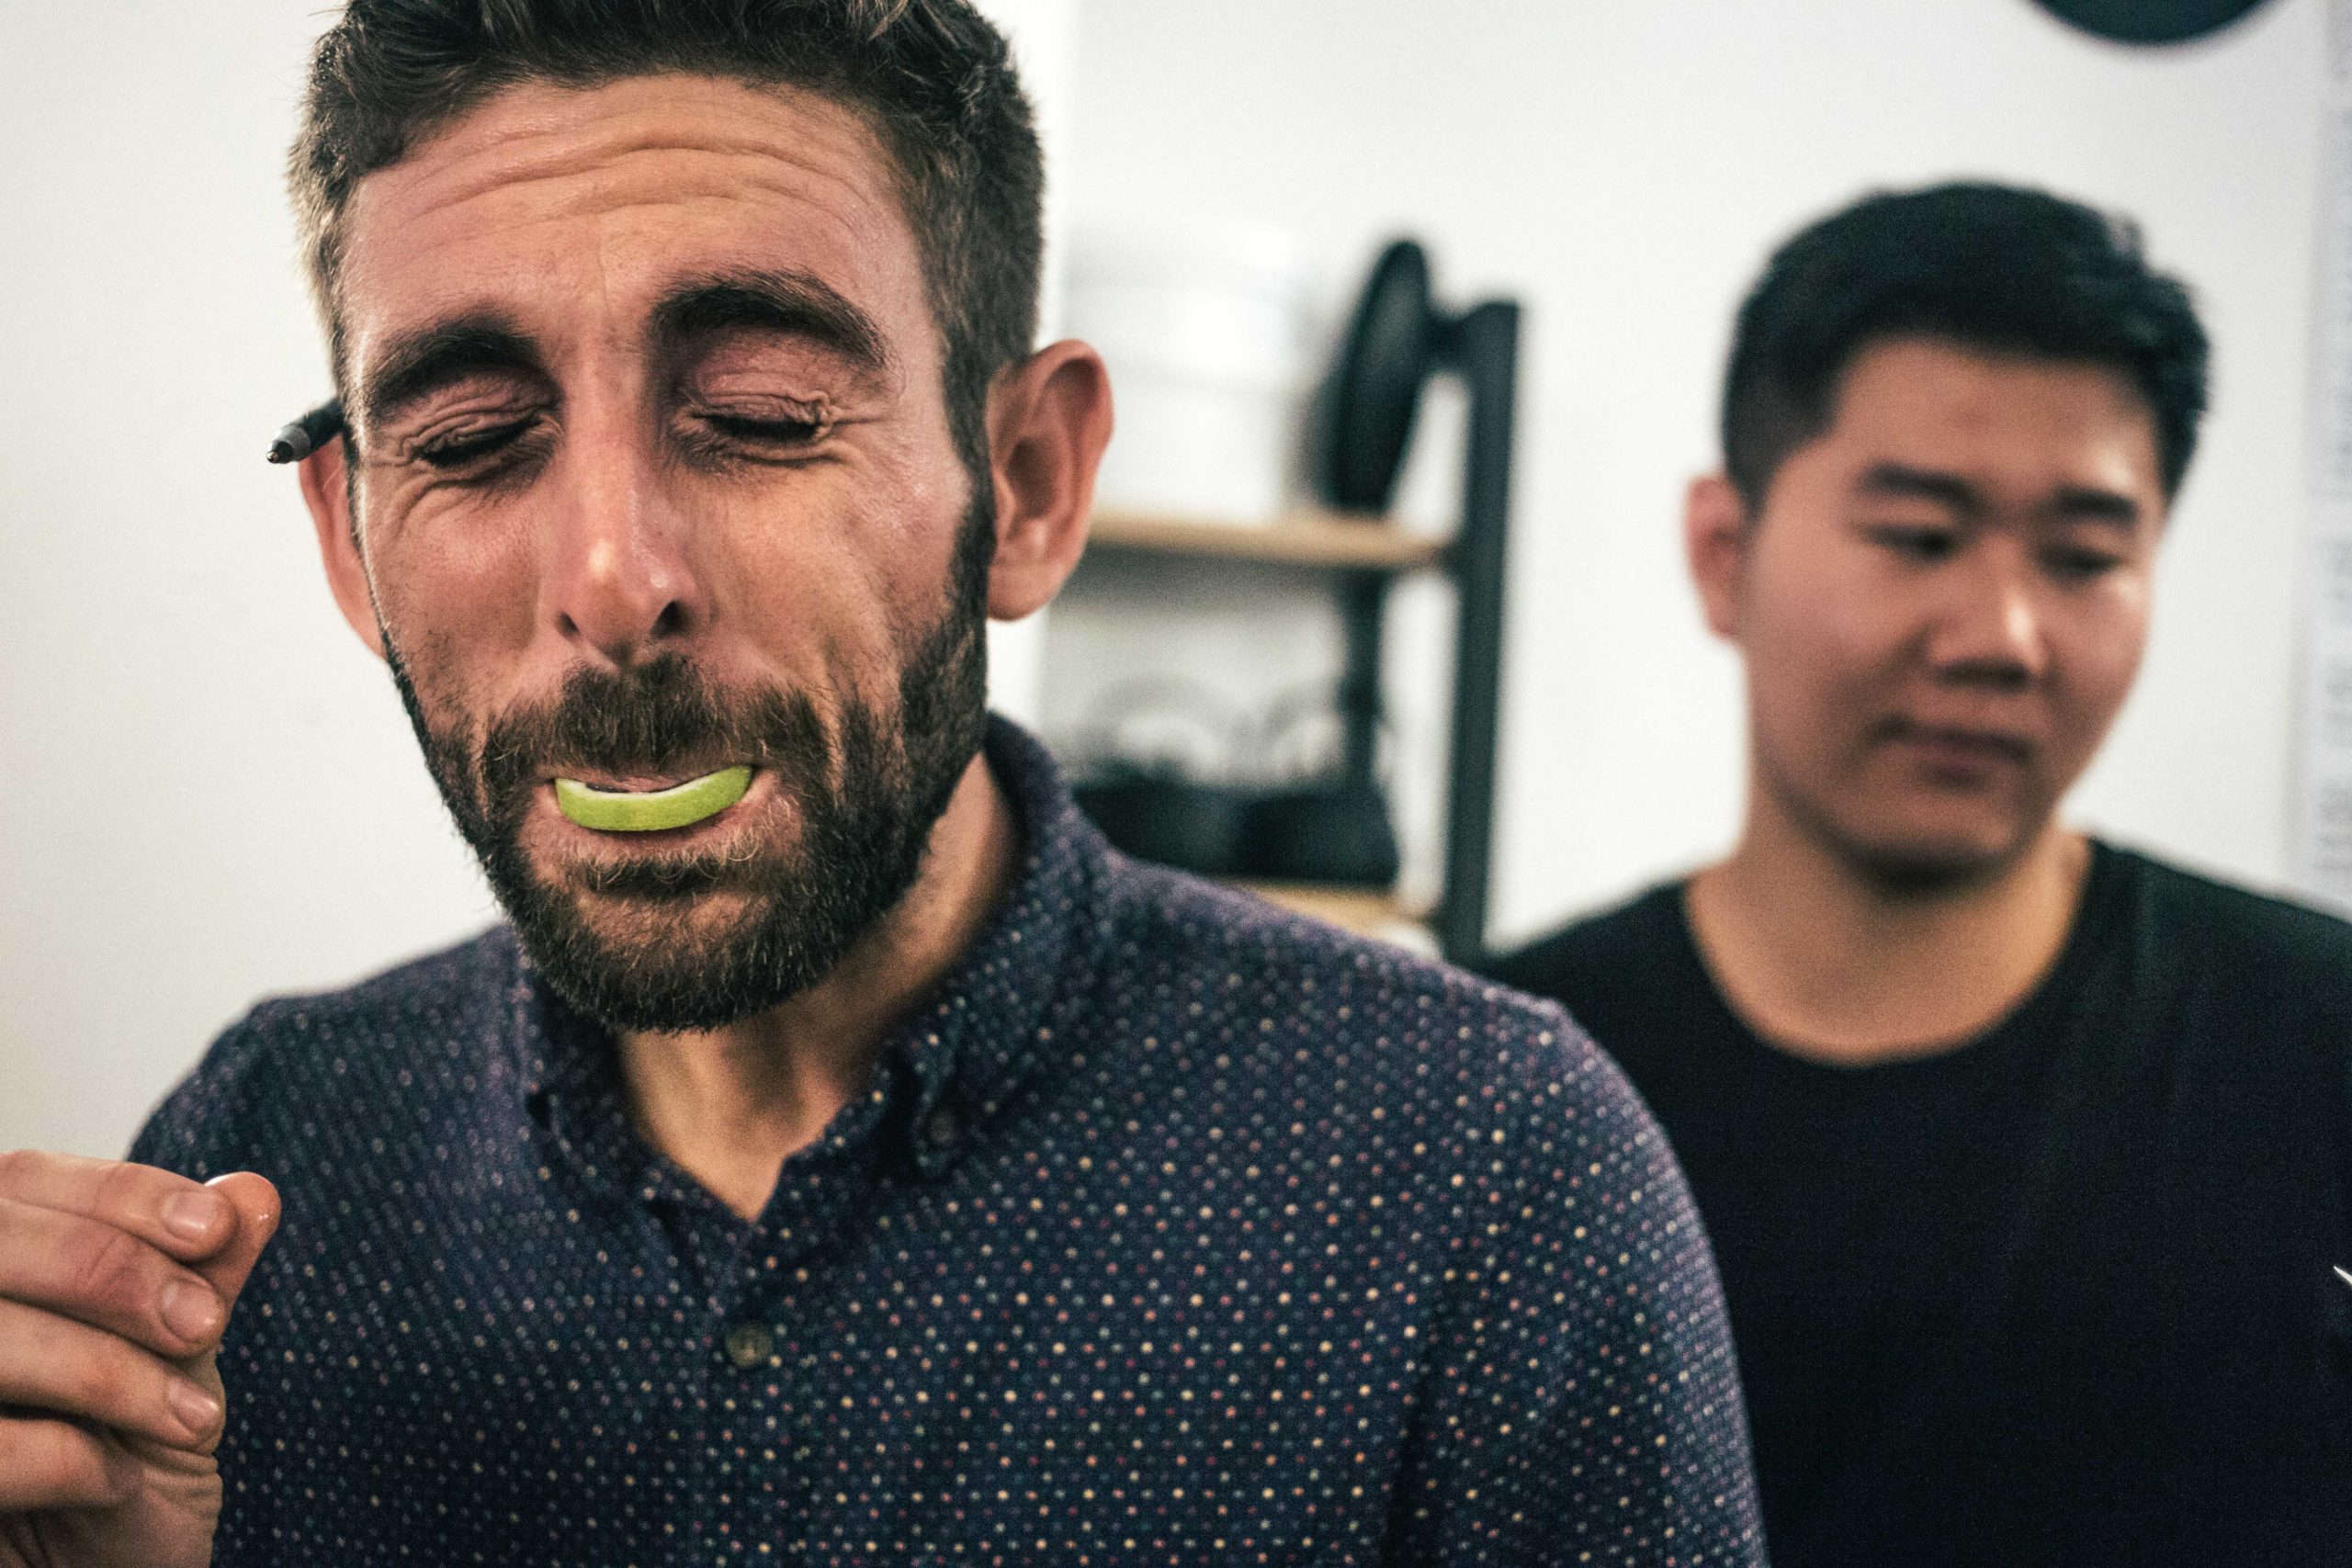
<box><xmin>678</xmin><ymin>404</ymin><xmax>836</xmax><ymax>465</ymax></box>
<box><xmin>706</xmin><ymin>412</ymin><xmax>826</xmax><ymax>446</ymax></box>
<box><xmin>2043</xmin><ymin>544</ymin><xmax>2125</xmax><ymax>581</ymax></box>
<box><xmin>1862</xmin><ymin>523</ymin><xmax>1960</xmax><ymax>563</ymax></box>
<box><xmin>413</xmin><ymin>417</ymin><xmax>540</xmax><ymax>470</ymax></box>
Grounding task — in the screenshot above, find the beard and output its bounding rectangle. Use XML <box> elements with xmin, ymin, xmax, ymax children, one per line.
<box><xmin>385</xmin><ymin>505</ymin><xmax>992</xmax><ymax>1034</ymax></box>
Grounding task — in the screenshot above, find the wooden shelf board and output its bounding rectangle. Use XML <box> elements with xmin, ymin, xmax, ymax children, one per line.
<box><xmin>1086</xmin><ymin>509</ymin><xmax>1450</xmax><ymax>571</ymax></box>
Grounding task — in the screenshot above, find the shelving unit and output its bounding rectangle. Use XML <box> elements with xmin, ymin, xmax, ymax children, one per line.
<box><xmin>1077</xmin><ymin>510</ymin><xmax>1453</xmax><ymax>945</ymax></box>
<box><xmin>1054</xmin><ymin>282</ymin><xmax>1517</xmax><ymax>964</ymax></box>
<box><xmin>1086</xmin><ymin>509</ymin><xmax>1448</xmax><ymax>572</ymax></box>
<box><xmin>1063</xmin><ymin>319</ymin><xmax>1514</xmax><ymax>971</ymax></box>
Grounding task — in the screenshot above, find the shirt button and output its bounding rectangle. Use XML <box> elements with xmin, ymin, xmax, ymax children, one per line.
<box><xmin>721</xmin><ymin>1319</ymin><xmax>774</xmax><ymax>1370</ymax></box>
<box><xmin>923</xmin><ymin>1107</ymin><xmax>959</xmax><ymax>1148</ymax></box>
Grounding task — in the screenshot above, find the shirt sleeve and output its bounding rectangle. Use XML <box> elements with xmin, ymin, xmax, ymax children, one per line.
<box><xmin>1393</xmin><ymin>1013</ymin><xmax>1767</xmax><ymax>1566</ymax></box>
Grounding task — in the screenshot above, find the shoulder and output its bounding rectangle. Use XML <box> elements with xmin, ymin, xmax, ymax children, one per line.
<box><xmin>1094</xmin><ymin>857</ymin><xmax>1670</xmax><ymax>1165</ymax></box>
<box><xmin>1110</xmin><ymin>870</ymin><xmax>1767</xmax><ymax>1551</ymax></box>
<box><xmin>130</xmin><ymin>928</ymin><xmax>519</xmax><ymax>1179</ymax></box>
<box><xmin>2106</xmin><ymin>842</ymin><xmax>2352</xmax><ymax>980</ymax></box>
<box><xmin>1478</xmin><ymin>879</ymin><xmax>1687</xmax><ymax>1001</ymax></box>
<box><xmin>1103</xmin><ymin>857</ymin><xmax>1569</xmax><ymax>1046</ymax></box>
<box><xmin>2085</xmin><ymin>844</ymin><xmax>2352</xmax><ymax>1080</ymax></box>
<box><xmin>1476</xmin><ymin>883</ymin><xmax>1695</xmax><ymax>1080</ymax></box>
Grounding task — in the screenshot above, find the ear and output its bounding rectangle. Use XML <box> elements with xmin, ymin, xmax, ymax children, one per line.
<box><xmin>296</xmin><ymin>434</ymin><xmax>387</xmax><ymax>660</ymax></box>
<box><xmin>1683</xmin><ymin>472</ymin><xmax>1752</xmax><ymax>643</ymax></box>
<box><xmin>982</xmin><ymin>339</ymin><xmax>1114</xmax><ymax>622</ymax></box>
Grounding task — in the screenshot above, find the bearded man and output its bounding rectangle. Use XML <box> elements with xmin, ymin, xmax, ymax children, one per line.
<box><xmin>0</xmin><ymin>5</ymin><xmax>1761</xmax><ymax>1564</ymax></box>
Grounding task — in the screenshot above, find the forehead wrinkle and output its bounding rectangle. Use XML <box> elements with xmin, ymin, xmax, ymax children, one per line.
<box><xmin>344</xmin><ymin>110</ymin><xmax>916</xmax><ymax>390</ymax></box>
<box><xmin>378</xmin><ymin>140</ymin><xmax>892</xmax><ymax>245</ymax></box>
<box><xmin>355</xmin><ymin>80</ymin><xmax>901</xmax><ymax>258</ymax></box>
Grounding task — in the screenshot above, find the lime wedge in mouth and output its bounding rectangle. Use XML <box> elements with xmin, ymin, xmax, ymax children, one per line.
<box><xmin>553</xmin><ymin>766</ymin><xmax>753</xmax><ymax>832</ymax></box>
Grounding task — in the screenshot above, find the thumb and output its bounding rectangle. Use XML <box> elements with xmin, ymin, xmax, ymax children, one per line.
<box><xmin>190</xmin><ymin>1171</ymin><xmax>281</xmax><ymax>1309</ymax></box>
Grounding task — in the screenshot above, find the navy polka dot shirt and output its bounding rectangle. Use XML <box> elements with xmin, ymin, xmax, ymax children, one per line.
<box><xmin>134</xmin><ymin>720</ymin><xmax>1763</xmax><ymax>1565</ymax></box>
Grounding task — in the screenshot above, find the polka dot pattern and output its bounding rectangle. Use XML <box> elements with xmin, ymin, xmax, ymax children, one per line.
<box><xmin>133</xmin><ymin>719</ymin><xmax>1763</xmax><ymax>1565</ymax></box>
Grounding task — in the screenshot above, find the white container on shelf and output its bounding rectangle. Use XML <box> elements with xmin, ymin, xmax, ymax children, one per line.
<box><xmin>1067</xmin><ymin>223</ymin><xmax>1311</xmax><ymax>525</ymax></box>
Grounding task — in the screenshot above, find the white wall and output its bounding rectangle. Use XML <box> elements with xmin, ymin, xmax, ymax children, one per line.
<box><xmin>0</xmin><ymin>4</ymin><xmax>465</xmax><ymax>1165</ymax></box>
<box><xmin>0</xmin><ymin>0</ymin><xmax>1078</xmax><ymax>1160</ymax></box>
<box><xmin>977</xmin><ymin>0</ymin><xmax>1080</xmax><ymax>729</ymax></box>
<box><xmin>1056</xmin><ymin>0</ymin><xmax>2327</xmax><ymax>946</ymax></box>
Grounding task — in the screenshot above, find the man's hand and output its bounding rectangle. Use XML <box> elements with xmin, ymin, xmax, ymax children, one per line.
<box><xmin>0</xmin><ymin>1152</ymin><xmax>279</xmax><ymax>1568</ymax></box>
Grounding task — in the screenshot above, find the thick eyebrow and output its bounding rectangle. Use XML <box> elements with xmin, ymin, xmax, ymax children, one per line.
<box><xmin>651</xmin><ymin>268</ymin><xmax>892</xmax><ymax>379</ymax></box>
<box><xmin>1853</xmin><ymin>463</ymin><xmax>1983</xmax><ymax>516</ymax></box>
<box><xmin>359</xmin><ymin>317</ymin><xmax>547</xmax><ymax>432</ymax></box>
<box><xmin>2041</xmin><ymin>485</ymin><xmax>2143</xmax><ymax>530</ymax></box>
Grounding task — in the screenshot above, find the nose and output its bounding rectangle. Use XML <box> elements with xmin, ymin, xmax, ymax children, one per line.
<box><xmin>1927</xmin><ymin>536</ymin><xmax>2047</xmax><ymax>690</ymax></box>
<box><xmin>538</xmin><ymin>418</ymin><xmax>705</xmax><ymax>669</ymax></box>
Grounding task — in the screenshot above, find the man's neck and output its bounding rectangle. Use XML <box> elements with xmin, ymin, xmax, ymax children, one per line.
<box><xmin>1684</xmin><ymin>798</ymin><xmax>2091</xmax><ymax>1067</ymax></box>
<box><xmin>615</xmin><ymin>752</ymin><xmax>1020</xmax><ymax>1220</ymax></box>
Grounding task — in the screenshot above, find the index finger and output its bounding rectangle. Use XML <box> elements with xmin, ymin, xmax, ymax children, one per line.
<box><xmin>0</xmin><ymin>1150</ymin><xmax>243</xmax><ymax>1266</ymax></box>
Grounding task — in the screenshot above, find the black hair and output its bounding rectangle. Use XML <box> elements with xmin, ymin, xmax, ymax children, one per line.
<box><xmin>290</xmin><ymin>0</ymin><xmax>1042</xmax><ymax>478</ymax></box>
<box><xmin>1721</xmin><ymin>181</ymin><xmax>2210</xmax><ymax>508</ymax></box>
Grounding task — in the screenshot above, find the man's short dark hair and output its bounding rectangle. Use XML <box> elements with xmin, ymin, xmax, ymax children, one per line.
<box><xmin>290</xmin><ymin>0</ymin><xmax>1042</xmax><ymax>476</ymax></box>
<box><xmin>1721</xmin><ymin>181</ymin><xmax>2210</xmax><ymax>509</ymax></box>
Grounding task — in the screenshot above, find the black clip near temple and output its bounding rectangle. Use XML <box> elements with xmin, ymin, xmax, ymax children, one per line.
<box><xmin>266</xmin><ymin>400</ymin><xmax>346</xmax><ymax>464</ymax></box>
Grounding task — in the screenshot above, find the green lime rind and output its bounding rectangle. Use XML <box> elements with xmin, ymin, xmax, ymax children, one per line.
<box><xmin>553</xmin><ymin>765</ymin><xmax>753</xmax><ymax>832</ymax></box>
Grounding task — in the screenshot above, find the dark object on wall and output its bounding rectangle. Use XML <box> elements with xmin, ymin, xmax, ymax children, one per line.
<box><xmin>1306</xmin><ymin>239</ymin><xmax>1520</xmax><ymax>955</ymax></box>
<box><xmin>2030</xmin><ymin>0</ymin><xmax>2274</xmax><ymax>44</ymax></box>
<box><xmin>1314</xmin><ymin>240</ymin><xmax>1436</xmax><ymax>513</ymax></box>
<box><xmin>1245</xmin><ymin>777</ymin><xmax>1401</xmax><ymax>887</ymax></box>
<box><xmin>1069</xmin><ymin>678</ymin><xmax>1402</xmax><ymax>889</ymax></box>
<box><xmin>1072</xmin><ymin>766</ymin><xmax>1256</xmax><ymax>877</ymax></box>
<box><xmin>1078</xmin><ymin>768</ymin><xmax>1401</xmax><ymax>889</ymax></box>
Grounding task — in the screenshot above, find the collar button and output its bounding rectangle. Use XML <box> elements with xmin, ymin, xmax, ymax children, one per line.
<box><xmin>721</xmin><ymin>1319</ymin><xmax>774</xmax><ymax>1371</ymax></box>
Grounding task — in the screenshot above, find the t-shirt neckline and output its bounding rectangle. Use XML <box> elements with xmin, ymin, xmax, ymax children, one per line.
<box><xmin>1666</xmin><ymin>837</ymin><xmax>2132</xmax><ymax>1083</ymax></box>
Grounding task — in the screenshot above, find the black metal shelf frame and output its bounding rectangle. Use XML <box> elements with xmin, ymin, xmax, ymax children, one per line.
<box><xmin>1061</xmin><ymin>298</ymin><xmax>1520</xmax><ymax>965</ymax></box>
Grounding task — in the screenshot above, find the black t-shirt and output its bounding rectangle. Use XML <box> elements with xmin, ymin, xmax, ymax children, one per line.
<box><xmin>1483</xmin><ymin>841</ymin><xmax>2352</xmax><ymax>1567</ymax></box>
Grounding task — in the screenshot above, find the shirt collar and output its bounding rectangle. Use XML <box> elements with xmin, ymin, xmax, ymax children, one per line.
<box><xmin>505</xmin><ymin>715</ymin><xmax>1114</xmax><ymax>1183</ymax></box>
